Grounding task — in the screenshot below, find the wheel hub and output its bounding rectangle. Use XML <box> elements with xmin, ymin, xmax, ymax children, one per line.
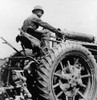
<box><xmin>59</xmin><ymin>62</ymin><xmax>82</xmax><ymax>97</ymax></box>
<box><xmin>53</xmin><ymin>56</ymin><xmax>92</xmax><ymax>100</ymax></box>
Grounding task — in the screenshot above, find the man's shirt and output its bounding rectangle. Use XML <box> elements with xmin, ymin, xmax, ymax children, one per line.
<box><xmin>21</xmin><ymin>13</ymin><xmax>59</xmax><ymax>34</ymax></box>
<box><xmin>21</xmin><ymin>14</ymin><xmax>39</xmax><ymax>32</ymax></box>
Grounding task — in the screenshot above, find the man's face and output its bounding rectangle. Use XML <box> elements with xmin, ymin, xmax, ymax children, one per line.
<box><xmin>35</xmin><ymin>10</ymin><xmax>43</xmax><ymax>18</ymax></box>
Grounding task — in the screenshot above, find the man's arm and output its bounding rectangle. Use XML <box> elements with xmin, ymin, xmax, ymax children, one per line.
<box><xmin>32</xmin><ymin>17</ymin><xmax>59</xmax><ymax>34</ymax></box>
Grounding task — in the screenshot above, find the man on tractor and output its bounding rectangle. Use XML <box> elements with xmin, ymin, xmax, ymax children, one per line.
<box><xmin>16</xmin><ymin>5</ymin><xmax>62</xmax><ymax>46</ymax></box>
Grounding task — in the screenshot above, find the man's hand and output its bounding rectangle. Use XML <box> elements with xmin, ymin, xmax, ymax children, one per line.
<box><xmin>56</xmin><ymin>30</ymin><xmax>64</xmax><ymax>40</ymax></box>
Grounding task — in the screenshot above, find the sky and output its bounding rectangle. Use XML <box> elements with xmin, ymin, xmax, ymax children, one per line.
<box><xmin>0</xmin><ymin>0</ymin><xmax>97</xmax><ymax>58</ymax></box>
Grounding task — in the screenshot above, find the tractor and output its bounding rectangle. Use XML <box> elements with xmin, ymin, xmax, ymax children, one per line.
<box><xmin>0</xmin><ymin>28</ymin><xmax>97</xmax><ymax>100</ymax></box>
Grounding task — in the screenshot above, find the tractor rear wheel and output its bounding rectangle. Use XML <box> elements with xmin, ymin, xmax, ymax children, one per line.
<box><xmin>37</xmin><ymin>42</ymin><xmax>97</xmax><ymax>100</ymax></box>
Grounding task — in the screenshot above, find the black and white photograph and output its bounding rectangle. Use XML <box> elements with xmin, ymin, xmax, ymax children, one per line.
<box><xmin>0</xmin><ymin>0</ymin><xmax>97</xmax><ymax>100</ymax></box>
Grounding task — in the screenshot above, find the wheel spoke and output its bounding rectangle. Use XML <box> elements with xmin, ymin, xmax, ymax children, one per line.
<box><xmin>74</xmin><ymin>58</ymin><xmax>79</xmax><ymax>65</ymax></box>
<box><xmin>66</xmin><ymin>96</ymin><xmax>75</xmax><ymax>100</ymax></box>
<box><xmin>79</xmin><ymin>83</ymin><xmax>86</xmax><ymax>88</ymax></box>
<box><xmin>60</xmin><ymin>62</ymin><xmax>64</xmax><ymax>70</ymax></box>
<box><xmin>54</xmin><ymin>72</ymin><xmax>62</xmax><ymax>78</ymax></box>
<box><xmin>77</xmin><ymin>78</ymin><xmax>86</xmax><ymax>88</ymax></box>
<box><xmin>66</xmin><ymin>95</ymin><xmax>68</xmax><ymax>100</ymax></box>
<box><xmin>53</xmin><ymin>70</ymin><xmax>62</xmax><ymax>78</ymax></box>
<box><xmin>67</xmin><ymin>61</ymin><xmax>71</xmax><ymax>67</ymax></box>
<box><xmin>72</xmin><ymin>95</ymin><xmax>75</xmax><ymax>100</ymax></box>
<box><xmin>77</xmin><ymin>90</ymin><xmax>85</xmax><ymax>99</ymax></box>
<box><xmin>80</xmin><ymin>74</ymin><xmax>91</xmax><ymax>78</ymax></box>
<box><xmin>53</xmin><ymin>83</ymin><xmax>59</xmax><ymax>88</ymax></box>
<box><xmin>56</xmin><ymin>91</ymin><xmax>63</xmax><ymax>98</ymax></box>
<box><xmin>78</xmin><ymin>82</ymin><xmax>86</xmax><ymax>88</ymax></box>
